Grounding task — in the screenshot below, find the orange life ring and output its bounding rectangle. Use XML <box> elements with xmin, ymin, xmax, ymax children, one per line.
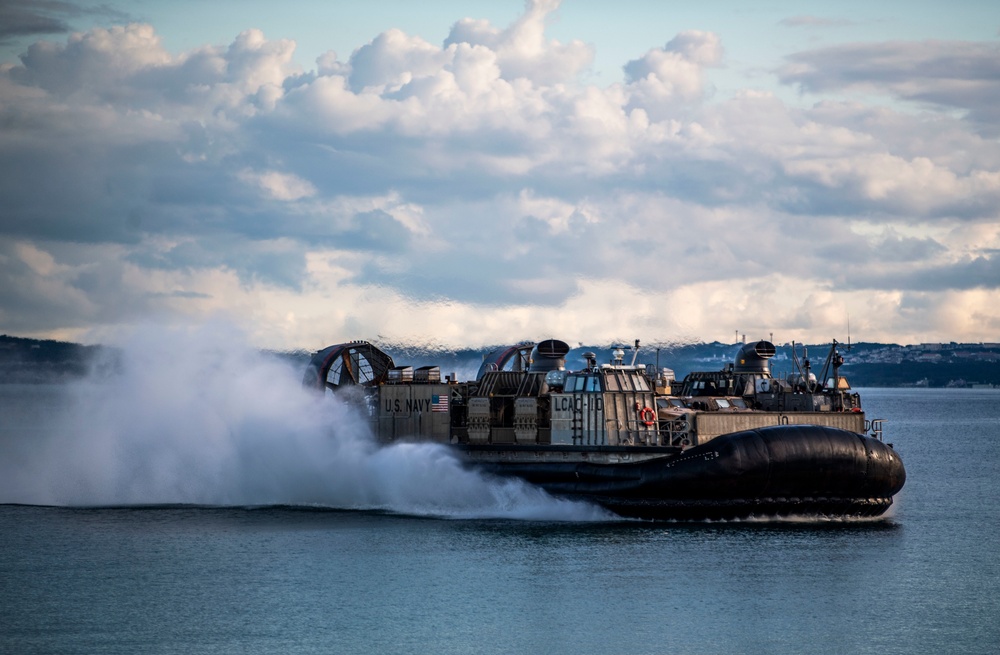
<box><xmin>639</xmin><ymin>406</ymin><xmax>656</xmax><ymax>426</ymax></box>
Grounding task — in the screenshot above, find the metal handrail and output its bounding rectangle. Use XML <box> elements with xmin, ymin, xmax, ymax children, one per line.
<box><xmin>865</xmin><ymin>418</ymin><xmax>885</xmax><ymax>441</ymax></box>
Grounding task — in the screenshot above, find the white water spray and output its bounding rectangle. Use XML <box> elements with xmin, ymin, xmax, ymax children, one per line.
<box><xmin>0</xmin><ymin>323</ymin><xmax>611</xmax><ymax>521</ymax></box>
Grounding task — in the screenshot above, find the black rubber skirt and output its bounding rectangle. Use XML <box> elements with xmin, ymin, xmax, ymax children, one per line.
<box><xmin>471</xmin><ymin>424</ymin><xmax>906</xmax><ymax>520</ymax></box>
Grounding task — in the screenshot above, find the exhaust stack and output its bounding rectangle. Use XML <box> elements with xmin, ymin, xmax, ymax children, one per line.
<box><xmin>734</xmin><ymin>340</ymin><xmax>776</xmax><ymax>374</ymax></box>
<box><xmin>529</xmin><ymin>339</ymin><xmax>570</xmax><ymax>372</ymax></box>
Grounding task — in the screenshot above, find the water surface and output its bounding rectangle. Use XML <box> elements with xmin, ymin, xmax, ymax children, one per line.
<box><xmin>2</xmin><ymin>385</ymin><xmax>998</xmax><ymax>654</ymax></box>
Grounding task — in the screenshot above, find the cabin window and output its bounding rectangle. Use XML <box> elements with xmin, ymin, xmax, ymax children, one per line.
<box><xmin>716</xmin><ymin>398</ymin><xmax>731</xmax><ymax>408</ymax></box>
<box><xmin>566</xmin><ymin>375</ymin><xmax>601</xmax><ymax>392</ymax></box>
<box><xmin>605</xmin><ymin>375</ymin><xmax>620</xmax><ymax>391</ymax></box>
<box><xmin>631</xmin><ymin>374</ymin><xmax>650</xmax><ymax>391</ymax></box>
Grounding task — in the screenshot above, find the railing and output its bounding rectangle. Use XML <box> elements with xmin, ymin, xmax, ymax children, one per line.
<box><xmin>865</xmin><ymin>418</ymin><xmax>884</xmax><ymax>441</ymax></box>
<box><xmin>656</xmin><ymin>418</ymin><xmax>691</xmax><ymax>447</ymax></box>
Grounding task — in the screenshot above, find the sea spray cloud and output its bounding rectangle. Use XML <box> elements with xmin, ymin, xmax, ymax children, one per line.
<box><xmin>0</xmin><ymin>322</ymin><xmax>610</xmax><ymax>520</ymax></box>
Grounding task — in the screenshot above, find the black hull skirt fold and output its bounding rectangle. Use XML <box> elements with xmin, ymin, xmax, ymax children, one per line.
<box><xmin>469</xmin><ymin>425</ymin><xmax>907</xmax><ymax>520</ymax></box>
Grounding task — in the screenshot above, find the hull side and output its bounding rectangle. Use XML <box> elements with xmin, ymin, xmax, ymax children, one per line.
<box><xmin>464</xmin><ymin>424</ymin><xmax>906</xmax><ymax>520</ymax></box>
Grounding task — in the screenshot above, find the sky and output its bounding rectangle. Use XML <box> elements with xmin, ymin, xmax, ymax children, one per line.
<box><xmin>1</xmin><ymin>0</ymin><xmax>999</xmax><ymax>350</ymax></box>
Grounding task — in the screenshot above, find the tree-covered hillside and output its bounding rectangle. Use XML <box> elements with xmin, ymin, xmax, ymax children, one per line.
<box><xmin>3</xmin><ymin>335</ymin><xmax>998</xmax><ymax>388</ymax></box>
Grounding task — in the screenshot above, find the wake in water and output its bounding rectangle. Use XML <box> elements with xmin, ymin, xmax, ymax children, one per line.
<box><xmin>0</xmin><ymin>323</ymin><xmax>611</xmax><ymax>521</ymax></box>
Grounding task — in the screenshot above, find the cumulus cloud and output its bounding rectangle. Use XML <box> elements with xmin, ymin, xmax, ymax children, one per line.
<box><xmin>623</xmin><ymin>30</ymin><xmax>723</xmax><ymax>114</ymax></box>
<box><xmin>444</xmin><ymin>0</ymin><xmax>593</xmax><ymax>84</ymax></box>
<box><xmin>0</xmin><ymin>0</ymin><xmax>999</xmax><ymax>347</ymax></box>
<box><xmin>239</xmin><ymin>169</ymin><xmax>317</xmax><ymax>201</ymax></box>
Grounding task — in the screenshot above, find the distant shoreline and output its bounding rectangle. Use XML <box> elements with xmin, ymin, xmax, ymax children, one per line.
<box><xmin>2</xmin><ymin>334</ymin><xmax>998</xmax><ymax>389</ymax></box>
